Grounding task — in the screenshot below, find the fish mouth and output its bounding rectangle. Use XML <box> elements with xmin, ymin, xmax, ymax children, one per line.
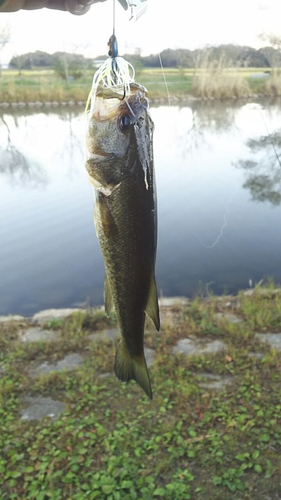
<box><xmin>92</xmin><ymin>83</ymin><xmax>148</xmax><ymax>122</ymax></box>
<box><xmin>92</xmin><ymin>97</ymin><xmax>120</xmax><ymax>121</ymax></box>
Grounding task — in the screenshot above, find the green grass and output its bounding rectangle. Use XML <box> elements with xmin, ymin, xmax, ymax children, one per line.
<box><xmin>1</xmin><ymin>283</ymin><xmax>281</xmax><ymax>499</ymax></box>
<box><xmin>0</xmin><ymin>67</ymin><xmax>279</xmax><ymax>103</ymax></box>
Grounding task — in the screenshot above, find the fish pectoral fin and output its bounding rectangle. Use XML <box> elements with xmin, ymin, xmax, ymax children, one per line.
<box><xmin>114</xmin><ymin>341</ymin><xmax>152</xmax><ymax>400</ymax></box>
<box><xmin>145</xmin><ymin>274</ymin><xmax>160</xmax><ymax>331</ymax></box>
<box><xmin>97</xmin><ymin>191</ymin><xmax>118</xmax><ymax>239</ymax></box>
<box><xmin>104</xmin><ymin>274</ymin><xmax>114</xmax><ymax>316</ymax></box>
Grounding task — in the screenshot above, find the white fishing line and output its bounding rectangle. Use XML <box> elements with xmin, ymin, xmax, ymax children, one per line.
<box><xmin>193</xmin><ymin>184</ymin><xmax>238</xmax><ymax>249</ymax></box>
<box><xmin>158</xmin><ymin>53</ymin><xmax>171</xmax><ymax>106</ymax></box>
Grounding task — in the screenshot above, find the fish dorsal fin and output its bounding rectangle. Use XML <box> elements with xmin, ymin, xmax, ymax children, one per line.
<box><xmin>145</xmin><ymin>274</ymin><xmax>160</xmax><ymax>331</ymax></box>
<box><xmin>104</xmin><ymin>274</ymin><xmax>114</xmax><ymax>316</ymax></box>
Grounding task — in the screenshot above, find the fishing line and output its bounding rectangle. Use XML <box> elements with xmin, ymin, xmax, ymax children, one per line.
<box><xmin>113</xmin><ymin>0</ymin><xmax>116</xmax><ymax>35</ymax></box>
<box><xmin>158</xmin><ymin>53</ymin><xmax>171</xmax><ymax>106</ymax></box>
<box><xmin>193</xmin><ymin>184</ymin><xmax>239</xmax><ymax>249</ymax></box>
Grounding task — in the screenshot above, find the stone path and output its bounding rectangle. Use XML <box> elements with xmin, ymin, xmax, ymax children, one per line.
<box><xmin>197</xmin><ymin>373</ymin><xmax>233</xmax><ymax>390</ymax></box>
<box><xmin>29</xmin><ymin>353</ymin><xmax>84</xmax><ymax>378</ymax></box>
<box><xmin>172</xmin><ymin>338</ymin><xmax>227</xmax><ymax>356</ymax></box>
<box><xmin>1</xmin><ymin>301</ymin><xmax>281</xmax><ymax>421</ymax></box>
<box><xmin>20</xmin><ymin>397</ymin><xmax>66</xmax><ymax>422</ymax></box>
<box><xmin>20</xmin><ymin>328</ymin><xmax>60</xmax><ymax>343</ymax></box>
<box><xmin>256</xmin><ymin>333</ymin><xmax>281</xmax><ymax>350</ymax></box>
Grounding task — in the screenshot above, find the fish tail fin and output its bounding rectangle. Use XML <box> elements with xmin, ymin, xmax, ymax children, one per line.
<box><xmin>114</xmin><ymin>340</ymin><xmax>152</xmax><ymax>400</ymax></box>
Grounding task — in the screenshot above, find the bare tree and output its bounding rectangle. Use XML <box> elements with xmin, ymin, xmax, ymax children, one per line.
<box><xmin>260</xmin><ymin>33</ymin><xmax>281</xmax><ymax>51</ymax></box>
<box><xmin>12</xmin><ymin>53</ymin><xmax>24</xmax><ymax>76</ymax></box>
<box><xmin>259</xmin><ymin>33</ymin><xmax>281</xmax><ymax>67</ymax></box>
<box><xmin>0</xmin><ymin>23</ymin><xmax>10</xmax><ymax>77</ymax></box>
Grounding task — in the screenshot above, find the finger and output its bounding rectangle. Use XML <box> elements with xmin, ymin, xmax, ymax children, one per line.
<box><xmin>64</xmin><ymin>0</ymin><xmax>91</xmax><ymax>15</ymax></box>
<box><xmin>78</xmin><ymin>0</ymin><xmax>107</xmax><ymax>4</ymax></box>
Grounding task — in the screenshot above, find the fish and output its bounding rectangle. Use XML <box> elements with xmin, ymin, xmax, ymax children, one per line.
<box><xmin>86</xmin><ymin>82</ymin><xmax>160</xmax><ymax>399</ymax></box>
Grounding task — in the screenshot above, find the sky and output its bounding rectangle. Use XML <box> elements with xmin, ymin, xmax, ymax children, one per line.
<box><xmin>1</xmin><ymin>0</ymin><xmax>281</xmax><ymax>64</ymax></box>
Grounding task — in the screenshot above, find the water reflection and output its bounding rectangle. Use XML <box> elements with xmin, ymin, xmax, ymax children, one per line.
<box><xmin>0</xmin><ymin>115</ymin><xmax>47</xmax><ymax>188</ymax></box>
<box><xmin>1</xmin><ymin>99</ymin><xmax>281</xmax><ymax>315</ymax></box>
<box><xmin>236</xmin><ymin>125</ymin><xmax>281</xmax><ymax>205</ymax></box>
<box><xmin>188</xmin><ymin>99</ymin><xmax>241</xmax><ymax>131</ymax></box>
<box><xmin>172</xmin><ymin>100</ymin><xmax>242</xmax><ymax>156</ymax></box>
<box><xmin>0</xmin><ymin>106</ymin><xmax>84</xmax><ymax>187</ymax></box>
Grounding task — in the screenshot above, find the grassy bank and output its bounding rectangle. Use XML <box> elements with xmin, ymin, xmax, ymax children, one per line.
<box><xmin>0</xmin><ymin>67</ymin><xmax>280</xmax><ymax>104</ymax></box>
<box><xmin>0</xmin><ymin>283</ymin><xmax>281</xmax><ymax>499</ymax></box>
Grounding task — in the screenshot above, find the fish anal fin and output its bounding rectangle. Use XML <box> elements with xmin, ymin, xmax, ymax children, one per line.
<box><xmin>114</xmin><ymin>340</ymin><xmax>152</xmax><ymax>400</ymax></box>
<box><xmin>104</xmin><ymin>274</ymin><xmax>114</xmax><ymax>316</ymax></box>
<box><xmin>145</xmin><ymin>274</ymin><xmax>160</xmax><ymax>331</ymax></box>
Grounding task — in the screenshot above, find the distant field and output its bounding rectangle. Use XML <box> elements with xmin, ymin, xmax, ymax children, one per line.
<box><xmin>3</xmin><ymin>66</ymin><xmax>272</xmax><ymax>78</ymax></box>
<box><xmin>0</xmin><ymin>67</ymin><xmax>278</xmax><ymax>103</ymax></box>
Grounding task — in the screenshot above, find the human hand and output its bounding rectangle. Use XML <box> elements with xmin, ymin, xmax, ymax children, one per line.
<box><xmin>0</xmin><ymin>0</ymin><xmax>107</xmax><ymax>15</ymax></box>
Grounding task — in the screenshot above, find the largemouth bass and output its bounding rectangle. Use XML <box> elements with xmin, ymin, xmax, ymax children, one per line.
<box><xmin>86</xmin><ymin>82</ymin><xmax>160</xmax><ymax>399</ymax></box>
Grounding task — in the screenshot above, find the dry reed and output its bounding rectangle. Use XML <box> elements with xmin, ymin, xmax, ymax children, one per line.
<box><xmin>262</xmin><ymin>69</ymin><xmax>281</xmax><ymax>96</ymax></box>
<box><xmin>192</xmin><ymin>52</ymin><xmax>251</xmax><ymax>99</ymax></box>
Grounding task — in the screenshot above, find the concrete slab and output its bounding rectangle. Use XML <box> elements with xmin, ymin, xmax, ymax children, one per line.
<box><xmin>20</xmin><ymin>396</ymin><xmax>66</xmax><ymax>421</ymax></box>
<box><xmin>32</xmin><ymin>308</ymin><xmax>84</xmax><ymax>324</ymax></box>
<box><xmin>248</xmin><ymin>352</ymin><xmax>264</xmax><ymax>359</ymax></box>
<box><xmin>256</xmin><ymin>333</ymin><xmax>281</xmax><ymax>351</ymax></box>
<box><xmin>89</xmin><ymin>328</ymin><xmax>120</xmax><ymax>342</ymax></box>
<box><xmin>144</xmin><ymin>348</ymin><xmax>155</xmax><ymax>368</ymax></box>
<box><xmin>159</xmin><ymin>297</ymin><xmax>189</xmax><ymax>307</ymax></box>
<box><xmin>98</xmin><ymin>372</ymin><xmax>111</xmax><ymax>379</ymax></box>
<box><xmin>0</xmin><ymin>315</ymin><xmax>25</xmax><ymax>323</ymax></box>
<box><xmin>197</xmin><ymin>373</ymin><xmax>233</xmax><ymax>390</ymax></box>
<box><xmin>172</xmin><ymin>338</ymin><xmax>227</xmax><ymax>356</ymax></box>
<box><xmin>31</xmin><ymin>353</ymin><xmax>84</xmax><ymax>377</ymax></box>
<box><xmin>19</xmin><ymin>327</ymin><xmax>60</xmax><ymax>343</ymax></box>
<box><xmin>215</xmin><ymin>313</ymin><xmax>243</xmax><ymax>324</ymax></box>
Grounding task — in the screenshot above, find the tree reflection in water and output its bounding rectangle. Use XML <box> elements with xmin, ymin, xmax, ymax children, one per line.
<box><xmin>174</xmin><ymin>99</ymin><xmax>241</xmax><ymax>156</ymax></box>
<box><xmin>0</xmin><ymin>114</ymin><xmax>48</xmax><ymax>188</ymax></box>
<box><xmin>0</xmin><ymin>106</ymin><xmax>85</xmax><ymax>188</ymax></box>
<box><xmin>236</xmin><ymin>129</ymin><xmax>281</xmax><ymax>206</ymax></box>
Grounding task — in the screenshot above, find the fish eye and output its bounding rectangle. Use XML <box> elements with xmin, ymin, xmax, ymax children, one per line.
<box><xmin>119</xmin><ymin>113</ymin><xmax>132</xmax><ymax>133</ymax></box>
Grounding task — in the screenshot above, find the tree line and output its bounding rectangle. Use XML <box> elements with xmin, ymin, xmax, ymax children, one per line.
<box><xmin>9</xmin><ymin>44</ymin><xmax>281</xmax><ymax>73</ymax></box>
<box><xmin>125</xmin><ymin>45</ymin><xmax>281</xmax><ymax>69</ymax></box>
<box><xmin>9</xmin><ymin>51</ymin><xmax>93</xmax><ymax>78</ymax></box>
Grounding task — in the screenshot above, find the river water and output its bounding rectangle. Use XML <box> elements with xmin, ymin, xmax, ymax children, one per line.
<box><xmin>1</xmin><ymin>98</ymin><xmax>281</xmax><ymax>316</ymax></box>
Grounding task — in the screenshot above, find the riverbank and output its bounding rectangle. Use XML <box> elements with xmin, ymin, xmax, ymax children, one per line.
<box><xmin>1</xmin><ymin>67</ymin><xmax>281</xmax><ymax>104</ymax></box>
<box><xmin>0</xmin><ymin>95</ymin><xmax>195</xmax><ymax>109</ymax></box>
<box><xmin>1</xmin><ymin>284</ymin><xmax>281</xmax><ymax>498</ymax></box>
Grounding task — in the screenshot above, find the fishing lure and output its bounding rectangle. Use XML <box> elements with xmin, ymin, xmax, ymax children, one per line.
<box><xmin>86</xmin><ymin>28</ymin><xmax>136</xmax><ymax>117</ymax></box>
<box><xmin>85</xmin><ymin>0</ymin><xmax>148</xmax><ymax>114</ymax></box>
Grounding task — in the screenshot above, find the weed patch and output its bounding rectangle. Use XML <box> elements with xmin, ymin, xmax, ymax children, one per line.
<box><xmin>0</xmin><ymin>287</ymin><xmax>281</xmax><ymax>498</ymax></box>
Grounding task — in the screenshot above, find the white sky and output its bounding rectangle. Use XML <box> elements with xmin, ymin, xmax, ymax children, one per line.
<box><xmin>1</xmin><ymin>0</ymin><xmax>281</xmax><ymax>64</ymax></box>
